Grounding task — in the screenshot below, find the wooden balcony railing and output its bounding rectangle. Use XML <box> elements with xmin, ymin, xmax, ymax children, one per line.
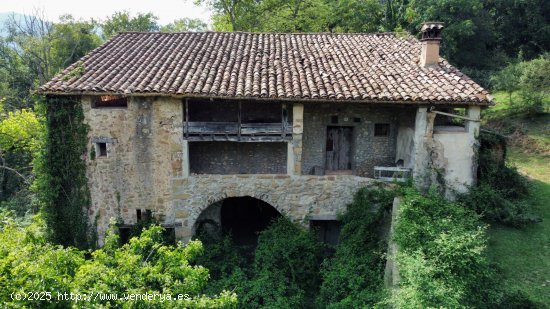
<box><xmin>184</xmin><ymin>121</ymin><xmax>293</xmax><ymax>141</ymax></box>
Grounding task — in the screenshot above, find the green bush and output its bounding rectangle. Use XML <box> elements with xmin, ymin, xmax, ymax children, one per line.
<box><xmin>317</xmin><ymin>186</ymin><xmax>394</xmax><ymax>308</ymax></box>
<box><xmin>458</xmin><ymin>132</ymin><xmax>539</xmax><ymax>227</ymax></box>
<box><xmin>246</xmin><ymin>217</ymin><xmax>324</xmax><ymax>308</ymax></box>
<box><xmin>196</xmin><ymin>217</ymin><xmax>325</xmax><ymax>309</ymax></box>
<box><xmin>0</xmin><ymin>217</ymin><xmax>237</xmax><ymax>308</ymax></box>
<box><xmin>490</xmin><ymin>55</ymin><xmax>550</xmax><ymax>114</ymax></box>
<box><xmin>392</xmin><ymin>187</ymin><xmax>493</xmax><ymax>308</ymax></box>
<box><xmin>458</xmin><ymin>183</ymin><xmax>539</xmax><ymax>227</ymax></box>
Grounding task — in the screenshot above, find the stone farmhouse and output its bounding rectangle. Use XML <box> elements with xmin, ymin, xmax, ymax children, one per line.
<box><xmin>39</xmin><ymin>23</ymin><xmax>491</xmax><ymax>245</ymax></box>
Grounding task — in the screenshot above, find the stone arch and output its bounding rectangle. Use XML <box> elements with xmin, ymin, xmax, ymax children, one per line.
<box><xmin>191</xmin><ymin>189</ymin><xmax>288</xmax><ymax>231</ymax></box>
<box><xmin>193</xmin><ymin>195</ymin><xmax>282</xmax><ymax>245</ymax></box>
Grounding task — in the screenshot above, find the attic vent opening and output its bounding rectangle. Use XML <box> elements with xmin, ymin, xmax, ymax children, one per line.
<box><xmin>92</xmin><ymin>95</ymin><xmax>127</xmax><ymax>108</ymax></box>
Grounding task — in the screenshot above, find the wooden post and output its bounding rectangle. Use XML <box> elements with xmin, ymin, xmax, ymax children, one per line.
<box><xmin>238</xmin><ymin>101</ymin><xmax>242</xmax><ymax>141</ymax></box>
<box><xmin>281</xmin><ymin>103</ymin><xmax>286</xmax><ymax>138</ymax></box>
<box><xmin>184</xmin><ymin>98</ymin><xmax>189</xmax><ymax>139</ymax></box>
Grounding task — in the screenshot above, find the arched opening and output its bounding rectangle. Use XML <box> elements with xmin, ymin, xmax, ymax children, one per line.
<box><xmin>194</xmin><ymin>196</ymin><xmax>281</xmax><ymax>248</ymax></box>
<box><xmin>221</xmin><ymin>196</ymin><xmax>281</xmax><ymax>246</ymax></box>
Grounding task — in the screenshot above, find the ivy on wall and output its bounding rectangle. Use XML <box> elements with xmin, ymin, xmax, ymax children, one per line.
<box><xmin>35</xmin><ymin>95</ymin><xmax>92</xmax><ymax>249</ymax></box>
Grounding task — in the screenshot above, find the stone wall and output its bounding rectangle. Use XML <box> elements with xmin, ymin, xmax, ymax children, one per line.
<box><xmin>82</xmin><ymin>95</ymin><xmax>420</xmax><ymax>245</ymax></box>
<box><xmin>82</xmin><ymin>96</ymin><xmax>184</xmax><ymax>244</ymax></box>
<box><xmin>301</xmin><ymin>103</ymin><xmax>415</xmax><ymax>177</ymax></box>
<box><xmin>189</xmin><ymin>141</ymin><xmax>287</xmax><ymax>174</ymax></box>
<box><xmin>169</xmin><ymin>174</ymin><xmax>377</xmax><ymax>241</ymax></box>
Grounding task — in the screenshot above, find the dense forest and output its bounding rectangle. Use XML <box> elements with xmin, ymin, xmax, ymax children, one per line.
<box><xmin>0</xmin><ymin>0</ymin><xmax>549</xmax><ymax>307</ymax></box>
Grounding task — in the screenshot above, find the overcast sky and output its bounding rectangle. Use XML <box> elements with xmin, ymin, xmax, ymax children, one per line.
<box><xmin>1</xmin><ymin>0</ymin><xmax>211</xmax><ymax>25</ymax></box>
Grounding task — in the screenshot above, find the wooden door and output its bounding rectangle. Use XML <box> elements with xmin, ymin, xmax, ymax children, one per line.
<box><xmin>325</xmin><ymin>126</ymin><xmax>352</xmax><ymax>171</ymax></box>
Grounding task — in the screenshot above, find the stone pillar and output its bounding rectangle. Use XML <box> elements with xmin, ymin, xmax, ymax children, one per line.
<box><xmin>466</xmin><ymin>105</ymin><xmax>481</xmax><ymax>185</ymax></box>
<box><xmin>466</xmin><ymin>106</ymin><xmax>481</xmax><ymax>136</ymax></box>
<box><xmin>287</xmin><ymin>142</ymin><xmax>295</xmax><ymax>175</ymax></box>
<box><xmin>412</xmin><ymin>107</ymin><xmax>429</xmax><ymax>180</ymax></box>
<box><xmin>182</xmin><ymin>140</ymin><xmax>190</xmax><ymax>178</ymax></box>
<box><xmin>289</xmin><ymin>103</ymin><xmax>304</xmax><ymax>175</ymax></box>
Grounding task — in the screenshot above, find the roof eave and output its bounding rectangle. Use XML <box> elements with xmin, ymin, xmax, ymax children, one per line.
<box><xmin>36</xmin><ymin>90</ymin><xmax>493</xmax><ymax>106</ymax></box>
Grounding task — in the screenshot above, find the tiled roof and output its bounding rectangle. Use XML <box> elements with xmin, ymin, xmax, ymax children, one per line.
<box><xmin>39</xmin><ymin>32</ymin><xmax>491</xmax><ymax>104</ymax></box>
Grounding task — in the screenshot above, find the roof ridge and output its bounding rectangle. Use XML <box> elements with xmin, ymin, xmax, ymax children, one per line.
<box><xmin>115</xmin><ymin>31</ymin><xmax>414</xmax><ymax>37</ymax></box>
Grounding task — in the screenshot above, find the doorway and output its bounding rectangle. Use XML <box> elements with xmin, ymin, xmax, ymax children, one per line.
<box><xmin>325</xmin><ymin>126</ymin><xmax>353</xmax><ymax>173</ymax></box>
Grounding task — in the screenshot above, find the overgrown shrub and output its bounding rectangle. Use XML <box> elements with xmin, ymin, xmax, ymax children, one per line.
<box><xmin>35</xmin><ymin>96</ymin><xmax>92</xmax><ymax>249</ymax></box>
<box><xmin>317</xmin><ymin>186</ymin><xmax>394</xmax><ymax>308</ymax></box>
<box><xmin>196</xmin><ymin>187</ymin><xmax>396</xmax><ymax>308</ymax></box>
<box><xmin>193</xmin><ymin>231</ymin><xmax>248</xmax><ymax>296</ymax></box>
<box><xmin>392</xmin><ymin>187</ymin><xmax>542</xmax><ymax>308</ymax></box>
<box><xmin>198</xmin><ymin>217</ymin><xmax>324</xmax><ymax>309</ymax></box>
<box><xmin>458</xmin><ymin>132</ymin><xmax>539</xmax><ymax>227</ymax></box>
<box><xmin>245</xmin><ymin>217</ymin><xmax>324</xmax><ymax>308</ymax></box>
<box><xmin>392</xmin><ymin>187</ymin><xmax>493</xmax><ymax>308</ymax></box>
<box><xmin>0</xmin><ymin>217</ymin><xmax>237</xmax><ymax>308</ymax></box>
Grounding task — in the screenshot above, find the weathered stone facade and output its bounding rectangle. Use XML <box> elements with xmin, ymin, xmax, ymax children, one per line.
<box><xmin>82</xmin><ymin>95</ymin><xmax>479</xmax><ymax>244</ymax></box>
<box><xmin>169</xmin><ymin>174</ymin><xmax>376</xmax><ymax>240</ymax></box>
<box><xmin>83</xmin><ymin>96</ymin><xmax>184</xmax><ymax>240</ymax></box>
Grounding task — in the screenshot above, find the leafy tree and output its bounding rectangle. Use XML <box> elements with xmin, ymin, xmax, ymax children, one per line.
<box><xmin>50</xmin><ymin>15</ymin><xmax>102</xmax><ymax>72</ymax></box>
<box><xmin>0</xmin><ymin>104</ymin><xmax>43</xmax><ymax>215</ymax></box>
<box><xmin>325</xmin><ymin>0</ymin><xmax>382</xmax><ymax>33</ymax></box>
<box><xmin>0</xmin><ymin>218</ymin><xmax>237</xmax><ymax>307</ymax></box>
<box><xmin>485</xmin><ymin>0</ymin><xmax>550</xmax><ymax>60</ymax></box>
<box><xmin>0</xmin><ymin>12</ymin><xmax>100</xmax><ymax>109</ymax></box>
<box><xmin>381</xmin><ymin>0</ymin><xmax>411</xmax><ymax>31</ymax></box>
<box><xmin>195</xmin><ymin>0</ymin><xmax>259</xmax><ymax>31</ymax></box>
<box><xmin>490</xmin><ymin>61</ymin><xmax>521</xmax><ymax>104</ymax></box>
<box><xmin>517</xmin><ymin>55</ymin><xmax>550</xmax><ymax>113</ymax></box>
<box><xmin>404</xmin><ymin>0</ymin><xmax>495</xmax><ymax>69</ymax></box>
<box><xmin>102</xmin><ymin>11</ymin><xmax>160</xmax><ymax>38</ymax></box>
<box><xmin>161</xmin><ymin>18</ymin><xmax>208</xmax><ymax>32</ymax></box>
<box><xmin>254</xmin><ymin>0</ymin><xmax>331</xmax><ymax>32</ymax></box>
<box><xmin>0</xmin><ymin>45</ymin><xmax>35</xmax><ymax>110</ymax></box>
<box><xmin>490</xmin><ymin>55</ymin><xmax>550</xmax><ymax>113</ymax></box>
<box><xmin>392</xmin><ymin>187</ymin><xmax>494</xmax><ymax>308</ymax></box>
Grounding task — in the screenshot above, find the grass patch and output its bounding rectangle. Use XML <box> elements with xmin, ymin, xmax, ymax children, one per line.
<box><xmin>487</xmin><ymin>179</ymin><xmax>550</xmax><ymax>305</ymax></box>
<box><xmin>485</xmin><ymin>108</ymin><xmax>550</xmax><ymax>305</ymax></box>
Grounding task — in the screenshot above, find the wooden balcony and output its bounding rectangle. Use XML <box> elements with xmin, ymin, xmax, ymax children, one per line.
<box><xmin>184</xmin><ymin>121</ymin><xmax>293</xmax><ymax>142</ymax></box>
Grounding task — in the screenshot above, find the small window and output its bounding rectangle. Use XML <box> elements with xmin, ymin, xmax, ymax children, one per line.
<box><xmin>92</xmin><ymin>95</ymin><xmax>127</xmax><ymax>108</ymax></box>
<box><xmin>331</xmin><ymin>115</ymin><xmax>338</xmax><ymax>124</ymax></box>
<box><xmin>97</xmin><ymin>143</ymin><xmax>107</xmax><ymax>157</ymax></box>
<box><xmin>353</xmin><ymin>117</ymin><xmax>361</xmax><ymax>123</ymax></box>
<box><xmin>374</xmin><ymin>123</ymin><xmax>390</xmax><ymax>136</ymax></box>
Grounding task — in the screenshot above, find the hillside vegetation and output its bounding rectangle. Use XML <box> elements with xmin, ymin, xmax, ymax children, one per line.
<box><xmin>483</xmin><ymin>93</ymin><xmax>550</xmax><ymax>305</ymax></box>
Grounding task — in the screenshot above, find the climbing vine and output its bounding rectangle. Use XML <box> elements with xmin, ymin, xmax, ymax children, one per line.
<box><xmin>35</xmin><ymin>95</ymin><xmax>92</xmax><ymax>249</ymax></box>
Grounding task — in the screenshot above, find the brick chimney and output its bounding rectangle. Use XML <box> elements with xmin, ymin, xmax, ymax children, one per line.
<box><xmin>419</xmin><ymin>22</ymin><xmax>444</xmax><ymax>67</ymax></box>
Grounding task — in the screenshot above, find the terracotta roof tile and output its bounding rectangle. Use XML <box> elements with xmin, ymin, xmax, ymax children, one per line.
<box><xmin>39</xmin><ymin>32</ymin><xmax>491</xmax><ymax>104</ymax></box>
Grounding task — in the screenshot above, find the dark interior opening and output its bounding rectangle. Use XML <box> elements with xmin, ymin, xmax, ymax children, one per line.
<box><xmin>310</xmin><ymin>220</ymin><xmax>341</xmax><ymax>247</ymax></box>
<box><xmin>97</xmin><ymin>143</ymin><xmax>107</xmax><ymax>157</ymax></box>
<box><xmin>220</xmin><ymin>196</ymin><xmax>281</xmax><ymax>248</ymax></box>
<box><xmin>374</xmin><ymin>123</ymin><xmax>390</xmax><ymax>136</ymax></box>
